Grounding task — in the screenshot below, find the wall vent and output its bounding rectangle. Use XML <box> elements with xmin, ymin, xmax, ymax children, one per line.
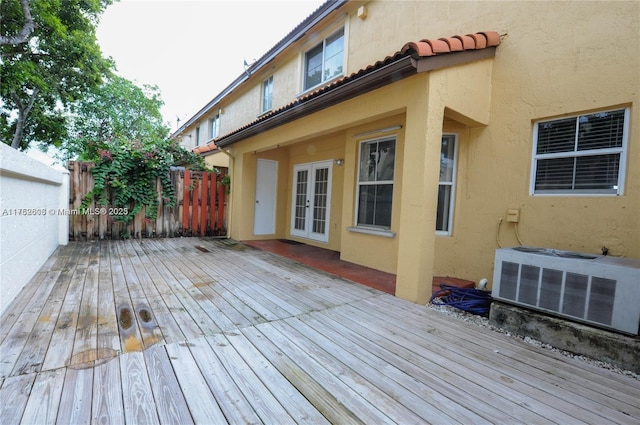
<box><xmin>492</xmin><ymin>247</ymin><xmax>640</xmax><ymax>335</ymax></box>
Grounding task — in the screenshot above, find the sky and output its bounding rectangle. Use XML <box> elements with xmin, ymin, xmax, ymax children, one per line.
<box><xmin>96</xmin><ymin>0</ymin><xmax>325</xmax><ymax>134</ymax></box>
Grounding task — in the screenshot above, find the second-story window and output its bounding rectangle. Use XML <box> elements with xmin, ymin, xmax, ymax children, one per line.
<box><xmin>195</xmin><ymin>126</ymin><xmax>201</xmax><ymax>147</ymax></box>
<box><xmin>303</xmin><ymin>27</ymin><xmax>344</xmax><ymax>91</ymax></box>
<box><xmin>209</xmin><ymin>114</ymin><xmax>220</xmax><ymax>140</ymax></box>
<box><xmin>262</xmin><ymin>76</ymin><xmax>273</xmax><ymax>113</ymax></box>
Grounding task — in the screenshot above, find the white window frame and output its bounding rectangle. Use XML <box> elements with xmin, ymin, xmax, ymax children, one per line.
<box><xmin>436</xmin><ymin>134</ymin><xmax>458</xmax><ymax>236</ymax></box>
<box><xmin>261</xmin><ymin>76</ymin><xmax>273</xmax><ymax>113</ymax></box>
<box><xmin>195</xmin><ymin>126</ymin><xmax>201</xmax><ymax>147</ymax></box>
<box><xmin>302</xmin><ymin>27</ymin><xmax>345</xmax><ymax>92</ymax></box>
<box><xmin>530</xmin><ymin>108</ymin><xmax>629</xmax><ymax>196</ymax></box>
<box><xmin>354</xmin><ymin>136</ymin><xmax>396</xmax><ymax>231</ymax></box>
<box><xmin>209</xmin><ymin>114</ymin><xmax>220</xmax><ymax>140</ymax></box>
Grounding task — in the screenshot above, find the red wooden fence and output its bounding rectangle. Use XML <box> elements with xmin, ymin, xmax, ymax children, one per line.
<box><xmin>68</xmin><ymin>161</ymin><xmax>227</xmax><ymax>240</ymax></box>
<box><xmin>181</xmin><ymin>169</ymin><xmax>227</xmax><ymax>237</ymax></box>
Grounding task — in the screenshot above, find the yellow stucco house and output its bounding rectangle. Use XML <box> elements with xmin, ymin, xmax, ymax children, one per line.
<box><xmin>173</xmin><ymin>0</ymin><xmax>639</xmax><ymax>304</ymax></box>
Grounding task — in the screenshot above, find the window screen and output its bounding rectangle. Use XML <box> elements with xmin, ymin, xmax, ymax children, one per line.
<box><xmin>532</xmin><ymin>109</ymin><xmax>628</xmax><ymax>195</ymax></box>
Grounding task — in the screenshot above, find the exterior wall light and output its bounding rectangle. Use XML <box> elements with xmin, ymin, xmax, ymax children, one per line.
<box><xmin>335</xmin><ymin>159</ymin><xmax>344</xmax><ymax>166</ymax></box>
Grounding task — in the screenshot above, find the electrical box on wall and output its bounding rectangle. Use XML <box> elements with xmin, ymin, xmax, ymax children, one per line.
<box><xmin>506</xmin><ymin>209</ymin><xmax>520</xmax><ymax>223</ymax></box>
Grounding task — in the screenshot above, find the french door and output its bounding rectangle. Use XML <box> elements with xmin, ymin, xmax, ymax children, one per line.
<box><xmin>290</xmin><ymin>160</ymin><xmax>332</xmax><ymax>242</ymax></box>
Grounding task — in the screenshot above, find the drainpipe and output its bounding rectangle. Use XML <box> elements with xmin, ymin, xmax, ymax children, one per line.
<box><xmin>217</xmin><ymin>148</ymin><xmax>234</xmax><ymax>239</ymax></box>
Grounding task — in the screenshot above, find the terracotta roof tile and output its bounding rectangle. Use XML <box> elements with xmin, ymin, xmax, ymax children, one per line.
<box><xmin>439</xmin><ymin>37</ymin><xmax>464</xmax><ymax>52</ymax></box>
<box><xmin>401</xmin><ymin>31</ymin><xmax>500</xmax><ymax>58</ymax></box>
<box><xmin>453</xmin><ymin>34</ymin><xmax>477</xmax><ymax>50</ymax></box>
<box><xmin>467</xmin><ymin>33</ymin><xmax>487</xmax><ymax>49</ymax></box>
<box><xmin>423</xmin><ymin>38</ymin><xmax>450</xmax><ymax>53</ymax></box>
<box><xmin>193</xmin><ymin>143</ymin><xmax>217</xmax><ymax>154</ymax></box>
<box><xmin>400</xmin><ymin>41</ymin><xmax>434</xmax><ymax>57</ymax></box>
<box><xmin>481</xmin><ymin>31</ymin><xmax>501</xmax><ymax>47</ymax></box>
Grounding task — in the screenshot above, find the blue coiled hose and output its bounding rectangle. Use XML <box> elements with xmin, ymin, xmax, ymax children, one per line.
<box><xmin>429</xmin><ymin>284</ymin><xmax>493</xmax><ymax>316</ymax></box>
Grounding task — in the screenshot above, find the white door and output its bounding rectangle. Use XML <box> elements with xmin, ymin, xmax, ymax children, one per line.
<box><xmin>290</xmin><ymin>160</ymin><xmax>332</xmax><ymax>242</ymax></box>
<box><xmin>254</xmin><ymin>159</ymin><xmax>277</xmax><ymax>235</ymax></box>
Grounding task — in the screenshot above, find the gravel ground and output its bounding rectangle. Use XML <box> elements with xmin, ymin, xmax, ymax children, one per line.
<box><xmin>427</xmin><ymin>299</ymin><xmax>639</xmax><ymax>381</ymax></box>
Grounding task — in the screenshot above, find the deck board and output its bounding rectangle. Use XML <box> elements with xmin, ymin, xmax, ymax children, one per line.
<box><xmin>19</xmin><ymin>369</ymin><xmax>65</xmax><ymax>425</ymax></box>
<box><xmin>0</xmin><ymin>271</ymin><xmax>46</xmax><ymax>345</ymax></box>
<box><xmin>57</xmin><ymin>367</ymin><xmax>93</xmax><ymax>425</ymax></box>
<box><xmin>95</xmin><ymin>241</ymin><xmax>121</xmax><ymax>362</ymax></box>
<box><xmin>91</xmin><ymin>355</ymin><xmax>124</xmax><ymax>424</ymax></box>
<box><xmin>141</xmin><ymin>241</ymin><xmax>222</xmax><ymax>337</ymax></box>
<box><xmin>143</xmin><ymin>344</ymin><xmax>194</xmax><ymax>425</ymax></box>
<box><xmin>70</xmin><ymin>243</ymin><xmax>101</xmax><ymax>370</ymax></box>
<box><xmin>152</xmin><ymin>244</ymin><xmax>240</xmax><ymax>333</ymax></box>
<box><xmin>165</xmin><ymin>341</ymin><xmax>228</xmax><ymax>424</ymax></box>
<box><xmin>0</xmin><ymin>238</ymin><xmax>638</xmax><ymax>425</ymax></box>
<box><xmin>377</xmin><ymin>294</ymin><xmax>640</xmax><ymax>410</ymax></box>
<box><xmin>223</xmin><ymin>328</ymin><xmax>330</xmax><ymax>424</ymax></box>
<box><xmin>0</xmin><ymin>270</ymin><xmax>62</xmax><ymax>379</ymax></box>
<box><xmin>41</xmin><ymin>252</ymin><xmax>85</xmax><ymax>371</ymax></box>
<box><xmin>128</xmin><ymin>241</ymin><xmax>187</xmax><ymax>342</ymax></box>
<box><xmin>251</xmin><ymin>321</ymin><xmax>396</xmax><ymax>424</ymax></box>
<box><xmin>290</xmin><ymin>313</ymin><xmax>491</xmax><ymax>424</ymax></box>
<box><xmin>169</xmin><ymin>245</ymin><xmax>270</xmax><ymax>328</ymax></box>
<box><xmin>241</xmin><ymin>325</ymin><xmax>365</xmax><ymax>425</ymax></box>
<box><xmin>334</xmin><ymin>302</ymin><xmax>595</xmax><ymax>423</ymax></box>
<box><xmin>307</xmin><ymin>308</ymin><xmax>513</xmax><ymax>423</ymax></box>
<box><xmin>205</xmin><ymin>332</ymin><xmax>299</xmax><ymax>424</ymax></box>
<box><xmin>120</xmin><ymin>351</ymin><xmax>160</xmax><ymax>425</ymax></box>
<box><xmin>373</xmin><ymin>294</ymin><xmax>640</xmax><ymax>419</ymax></box>
<box><xmin>0</xmin><ymin>373</ymin><xmax>36</xmax><ymax>425</ymax></box>
<box><xmin>10</xmin><ymin>264</ymin><xmax>75</xmax><ymax>376</ymax></box>
<box><xmin>132</xmin><ymin>240</ymin><xmax>201</xmax><ymax>341</ymax></box>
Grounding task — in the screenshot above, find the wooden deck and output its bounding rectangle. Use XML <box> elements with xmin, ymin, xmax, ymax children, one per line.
<box><xmin>1</xmin><ymin>238</ymin><xmax>638</xmax><ymax>424</ymax></box>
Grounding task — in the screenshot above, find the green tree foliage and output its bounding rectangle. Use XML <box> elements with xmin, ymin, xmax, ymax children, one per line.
<box><xmin>63</xmin><ymin>75</ymin><xmax>169</xmax><ymax>159</ymax></box>
<box><xmin>0</xmin><ymin>0</ymin><xmax>35</xmax><ymax>46</ymax></box>
<box><xmin>66</xmin><ymin>72</ymin><xmax>208</xmax><ymax>226</ymax></box>
<box><xmin>66</xmin><ymin>75</ymin><xmax>210</xmax><ymax>224</ymax></box>
<box><xmin>82</xmin><ymin>137</ymin><xmax>209</xmax><ymax>224</ymax></box>
<box><xmin>0</xmin><ymin>0</ymin><xmax>114</xmax><ymax>150</ymax></box>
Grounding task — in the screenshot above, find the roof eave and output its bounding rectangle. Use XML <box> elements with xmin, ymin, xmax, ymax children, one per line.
<box><xmin>216</xmin><ymin>47</ymin><xmax>497</xmax><ymax>148</ymax></box>
<box><xmin>412</xmin><ymin>46</ymin><xmax>497</xmax><ymax>73</ymax></box>
<box><xmin>171</xmin><ymin>0</ymin><xmax>347</xmax><ymax>139</ymax></box>
<box><xmin>216</xmin><ymin>56</ymin><xmax>414</xmax><ymax>148</ymax></box>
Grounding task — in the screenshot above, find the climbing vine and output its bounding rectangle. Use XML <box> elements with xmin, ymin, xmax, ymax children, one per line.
<box><xmin>81</xmin><ymin>137</ymin><xmax>209</xmax><ymax>223</ymax></box>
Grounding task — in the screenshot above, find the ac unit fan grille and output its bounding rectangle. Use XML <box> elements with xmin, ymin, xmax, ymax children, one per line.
<box><xmin>564</xmin><ymin>272</ymin><xmax>589</xmax><ymax>318</ymax></box>
<box><xmin>588</xmin><ymin>277</ymin><xmax>616</xmax><ymax>325</ymax></box>
<box><xmin>497</xmin><ymin>261</ymin><xmax>616</xmax><ymax>327</ymax></box>
<box><xmin>539</xmin><ymin>268</ymin><xmax>563</xmax><ymax>311</ymax></box>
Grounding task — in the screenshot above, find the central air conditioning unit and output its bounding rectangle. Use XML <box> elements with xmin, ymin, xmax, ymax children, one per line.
<box><xmin>491</xmin><ymin>247</ymin><xmax>640</xmax><ymax>335</ymax></box>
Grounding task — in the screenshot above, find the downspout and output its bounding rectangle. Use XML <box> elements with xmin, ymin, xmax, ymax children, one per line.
<box><xmin>216</xmin><ymin>148</ymin><xmax>234</xmax><ymax>239</ymax></box>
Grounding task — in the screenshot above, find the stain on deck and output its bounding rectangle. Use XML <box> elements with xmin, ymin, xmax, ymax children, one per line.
<box><xmin>0</xmin><ymin>238</ymin><xmax>638</xmax><ymax>424</ymax></box>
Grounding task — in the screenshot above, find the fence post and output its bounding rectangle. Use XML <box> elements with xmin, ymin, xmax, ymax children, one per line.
<box><xmin>182</xmin><ymin>169</ymin><xmax>191</xmax><ymax>236</ymax></box>
<box><xmin>217</xmin><ymin>171</ymin><xmax>226</xmax><ymax>235</ymax></box>
<box><xmin>59</xmin><ymin>169</ymin><xmax>70</xmax><ymax>245</ymax></box>
<box><xmin>209</xmin><ymin>172</ymin><xmax>216</xmax><ymax>236</ymax></box>
<box><xmin>190</xmin><ymin>172</ymin><xmax>199</xmax><ymax>235</ymax></box>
